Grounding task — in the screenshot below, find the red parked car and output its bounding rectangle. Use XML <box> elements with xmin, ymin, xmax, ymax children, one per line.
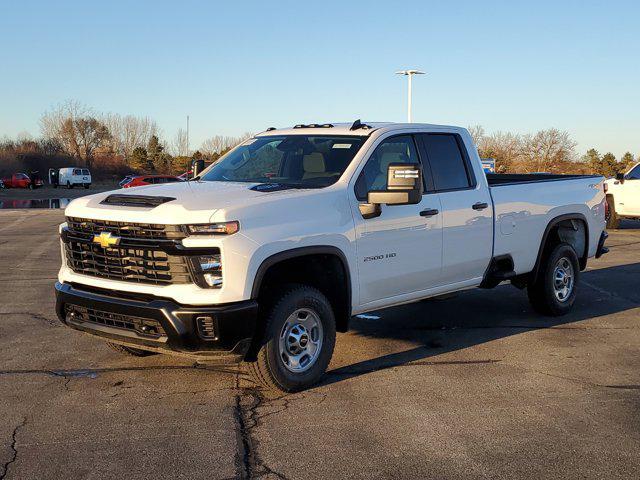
<box><xmin>1</xmin><ymin>173</ymin><xmax>44</xmax><ymax>189</ymax></box>
<box><xmin>122</xmin><ymin>175</ymin><xmax>183</xmax><ymax>188</ymax></box>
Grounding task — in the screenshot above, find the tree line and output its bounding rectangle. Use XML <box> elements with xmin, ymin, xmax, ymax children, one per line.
<box><xmin>0</xmin><ymin>100</ymin><xmax>251</xmax><ymax>178</ymax></box>
<box><xmin>0</xmin><ymin>102</ymin><xmax>637</xmax><ymax>179</ymax></box>
<box><xmin>468</xmin><ymin>125</ymin><xmax>636</xmax><ymax>176</ymax></box>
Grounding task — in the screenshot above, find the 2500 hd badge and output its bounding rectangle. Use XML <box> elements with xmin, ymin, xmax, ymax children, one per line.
<box><xmin>364</xmin><ymin>252</ymin><xmax>397</xmax><ymax>262</ymax></box>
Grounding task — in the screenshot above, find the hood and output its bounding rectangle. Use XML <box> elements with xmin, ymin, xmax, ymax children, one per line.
<box><xmin>64</xmin><ymin>180</ymin><xmax>315</xmax><ymax>224</ymax></box>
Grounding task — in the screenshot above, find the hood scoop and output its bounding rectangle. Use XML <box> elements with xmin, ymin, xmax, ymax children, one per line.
<box><xmin>100</xmin><ymin>194</ymin><xmax>176</xmax><ymax>208</ymax></box>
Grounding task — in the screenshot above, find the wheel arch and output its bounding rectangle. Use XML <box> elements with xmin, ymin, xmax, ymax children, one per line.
<box><xmin>250</xmin><ymin>246</ymin><xmax>353</xmax><ymax>332</ymax></box>
<box><xmin>530</xmin><ymin>213</ymin><xmax>589</xmax><ymax>284</ymax></box>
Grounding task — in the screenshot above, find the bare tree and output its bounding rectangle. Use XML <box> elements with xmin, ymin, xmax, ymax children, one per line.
<box><xmin>467</xmin><ymin>125</ymin><xmax>485</xmax><ymax>148</ymax></box>
<box><xmin>103</xmin><ymin>113</ymin><xmax>158</xmax><ymax>158</ymax></box>
<box><xmin>200</xmin><ymin>132</ymin><xmax>253</xmax><ymax>158</ymax></box>
<box><xmin>171</xmin><ymin>128</ymin><xmax>189</xmax><ymax>157</ymax></box>
<box><xmin>40</xmin><ymin>100</ymin><xmax>91</xmax><ymax>156</ymax></box>
<box><xmin>477</xmin><ymin>131</ymin><xmax>522</xmax><ymax>173</ymax></box>
<box><xmin>517</xmin><ymin>129</ymin><xmax>576</xmax><ymax>173</ymax></box>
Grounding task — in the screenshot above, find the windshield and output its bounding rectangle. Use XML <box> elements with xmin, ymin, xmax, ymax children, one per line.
<box><xmin>200</xmin><ymin>135</ymin><xmax>366</xmax><ymax>188</ymax></box>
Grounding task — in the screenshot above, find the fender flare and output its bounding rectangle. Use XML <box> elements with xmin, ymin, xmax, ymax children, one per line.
<box><xmin>531</xmin><ymin>213</ymin><xmax>589</xmax><ymax>283</ymax></box>
<box><xmin>250</xmin><ymin>246</ymin><xmax>352</xmax><ymax>317</ymax></box>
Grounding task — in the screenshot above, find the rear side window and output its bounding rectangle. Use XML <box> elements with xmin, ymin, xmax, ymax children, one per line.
<box><xmin>420</xmin><ymin>134</ymin><xmax>474</xmax><ymax>191</ymax></box>
<box><xmin>73</xmin><ymin>169</ymin><xmax>82</xmax><ymax>175</ymax></box>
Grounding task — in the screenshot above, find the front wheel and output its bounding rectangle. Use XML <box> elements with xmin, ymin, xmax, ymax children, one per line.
<box><xmin>527</xmin><ymin>243</ymin><xmax>580</xmax><ymax>316</ymax></box>
<box><xmin>247</xmin><ymin>285</ymin><xmax>336</xmax><ymax>392</ymax></box>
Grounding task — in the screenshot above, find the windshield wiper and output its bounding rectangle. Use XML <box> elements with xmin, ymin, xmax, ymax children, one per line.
<box><xmin>249</xmin><ymin>182</ymin><xmax>323</xmax><ymax>192</ymax></box>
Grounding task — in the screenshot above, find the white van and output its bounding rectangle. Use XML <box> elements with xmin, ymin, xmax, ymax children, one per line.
<box><xmin>57</xmin><ymin>168</ymin><xmax>91</xmax><ymax>189</ymax></box>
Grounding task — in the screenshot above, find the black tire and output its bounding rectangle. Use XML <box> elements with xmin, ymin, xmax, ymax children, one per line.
<box><xmin>84</xmin><ymin>184</ymin><xmax>90</xmax><ymax>189</ymax></box>
<box><xmin>527</xmin><ymin>243</ymin><xmax>579</xmax><ymax>317</ymax></box>
<box><xmin>53</xmin><ymin>184</ymin><xmax>58</xmax><ymax>189</ymax></box>
<box><xmin>106</xmin><ymin>342</ymin><xmax>156</xmax><ymax>357</ymax></box>
<box><xmin>67</xmin><ymin>181</ymin><xmax>72</xmax><ymax>189</ymax></box>
<box><xmin>246</xmin><ymin>285</ymin><xmax>336</xmax><ymax>392</ymax></box>
<box><xmin>606</xmin><ymin>196</ymin><xmax>619</xmax><ymax>229</ymax></box>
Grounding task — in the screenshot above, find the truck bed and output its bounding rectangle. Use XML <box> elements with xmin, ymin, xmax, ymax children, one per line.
<box><xmin>487</xmin><ymin>173</ymin><xmax>605</xmax><ymax>276</ymax></box>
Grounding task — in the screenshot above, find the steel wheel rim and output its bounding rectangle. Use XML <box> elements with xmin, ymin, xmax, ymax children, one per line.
<box><xmin>553</xmin><ymin>257</ymin><xmax>574</xmax><ymax>302</ymax></box>
<box><xmin>278</xmin><ymin>308</ymin><xmax>323</xmax><ymax>373</ymax></box>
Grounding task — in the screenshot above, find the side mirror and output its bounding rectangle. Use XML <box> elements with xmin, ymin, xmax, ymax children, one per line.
<box><xmin>192</xmin><ymin>159</ymin><xmax>205</xmax><ymax>178</ymax></box>
<box><xmin>359</xmin><ymin>163</ymin><xmax>423</xmax><ymax>219</ymax></box>
<box><xmin>615</xmin><ymin>172</ymin><xmax>625</xmax><ymax>183</ymax></box>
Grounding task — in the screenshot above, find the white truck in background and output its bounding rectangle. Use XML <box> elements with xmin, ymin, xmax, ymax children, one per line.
<box><xmin>604</xmin><ymin>162</ymin><xmax>640</xmax><ymax>228</ymax></box>
<box><xmin>55</xmin><ymin>121</ymin><xmax>608</xmax><ymax>392</ymax></box>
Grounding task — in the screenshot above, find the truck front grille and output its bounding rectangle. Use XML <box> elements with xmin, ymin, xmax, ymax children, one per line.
<box><xmin>64</xmin><ymin>217</ymin><xmax>193</xmax><ymax>285</ymax></box>
<box><xmin>64</xmin><ymin>239</ymin><xmax>192</xmax><ymax>285</ymax></box>
<box><xmin>65</xmin><ymin>304</ymin><xmax>166</xmax><ymax>338</ymax></box>
<box><xmin>66</xmin><ymin>217</ymin><xmax>186</xmax><ymax>241</ymax></box>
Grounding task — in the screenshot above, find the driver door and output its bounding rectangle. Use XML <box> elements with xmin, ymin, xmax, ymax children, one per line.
<box><xmin>352</xmin><ymin>134</ymin><xmax>443</xmax><ymax>307</ymax></box>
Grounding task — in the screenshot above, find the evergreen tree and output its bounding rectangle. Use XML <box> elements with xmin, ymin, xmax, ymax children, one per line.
<box><xmin>147</xmin><ymin>135</ymin><xmax>164</xmax><ymax>170</ymax></box>
<box><xmin>582</xmin><ymin>148</ymin><xmax>602</xmax><ymax>174</ymax></box>
<box><xmin>600</xmin><ymin>152</ymin><xmax>618</xmax><ymax>178</ymax></box>
<box><xmin>620</xmin><ymin>152</ymin><xmax>635</xmax><ymax>171</ymax></box>
<box><xmin>129</xmin><ymin>146</ymin><xmax>152</xmax><ymax>171</ymax></box>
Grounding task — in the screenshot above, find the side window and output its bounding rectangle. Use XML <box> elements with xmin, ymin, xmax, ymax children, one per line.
<box><xmin>73</xmin><ymin>169</ymin><xmax>82</xmax><ymax>175</ymax></box>
<box><xmin>81</xmin><ymin>169</ymin><xmax>90</xmax><ymax>175</ymax></box>
<box><xmin>420</xmin><ymin>134</ymin><xmax>473</xmax><ymax>191</ymax></box>
<box><xmin>627</xmin><ymin>164</ymin><xmax>640</xmax><ymax>180</ymax></box>
<box><xmin>354</xmin><ymin>135</ymin><xmax>420</xmax><ymax>201</ymax></box>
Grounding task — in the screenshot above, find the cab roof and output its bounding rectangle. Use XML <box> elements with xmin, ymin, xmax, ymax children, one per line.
<box><xmin>254</xmin><ymin>122</ymin><xmax>465</xmax><ymax>137</ymax></box>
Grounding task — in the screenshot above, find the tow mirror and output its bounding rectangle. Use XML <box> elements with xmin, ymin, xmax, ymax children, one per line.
<box><xmin>615</xmin><ymin>172</ymin><xmax>625</xmax><ymax>183</ymax></box>
<box><xmin>192</xmin><ymin>159</ymin><xmax>205</xmax><ymax>178</ymax></box>
<box><xmin>359</xmin><ymin>163</ymin><xmax>423</xmax><ymax>219</ymax></box>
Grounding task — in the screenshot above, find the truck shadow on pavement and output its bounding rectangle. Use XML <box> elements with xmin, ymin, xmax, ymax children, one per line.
<box><xmin>321</xmin><ymin>262</ymin><xmax>640</xmax><ymax>387</ymax></box>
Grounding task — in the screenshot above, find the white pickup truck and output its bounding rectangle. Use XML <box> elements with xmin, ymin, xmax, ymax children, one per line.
<box><xmin>55</xmin><ymin>121</ymin><xmax>608</xmax><ymax>392</ymax></box>
<box><xmin>604</xmin><ymin>162</ymin><xmax>640</xmax><ymax>228</ymax></box>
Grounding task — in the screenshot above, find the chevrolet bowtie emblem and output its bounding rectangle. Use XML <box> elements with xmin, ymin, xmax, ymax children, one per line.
<box><xmin>93</xmin><ymin>232</ymin><xmax>121</xmax><ymax>248</ymax></box>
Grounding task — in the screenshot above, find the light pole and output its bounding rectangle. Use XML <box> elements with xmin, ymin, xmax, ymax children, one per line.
<box><xmin>395</xmin><ymin>70</ymin><xmax>425</xmax><ymax>122</ymax></box>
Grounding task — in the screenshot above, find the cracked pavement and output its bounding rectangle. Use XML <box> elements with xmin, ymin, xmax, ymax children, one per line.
<box><xmin>1</xmin><ymin>210</ymin><xmax>639</xmax><ymax>479</ymax></box>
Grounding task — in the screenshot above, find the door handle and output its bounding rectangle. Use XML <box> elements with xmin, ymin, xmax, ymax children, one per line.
<box><xmin>472</xmin><ymin>202</ymin><xmax>489</xmax><ymax>210</ymax></box>
<box><xmin>419</xmin><ymin>208</ymin><xmax>439</xmax><ymax>217</ymax></box>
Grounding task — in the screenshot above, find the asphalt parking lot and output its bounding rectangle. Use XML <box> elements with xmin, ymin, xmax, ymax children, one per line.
<box><xmin>1</xmin><ymin>210</ymin><xmax>639</xmax><ymax>479</ymax></box>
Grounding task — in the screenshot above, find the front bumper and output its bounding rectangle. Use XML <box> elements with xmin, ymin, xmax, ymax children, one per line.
<box><xmin>55</xmin><ymin>282</ymin><xmax>257</xmax><ymax>362</ymax></box>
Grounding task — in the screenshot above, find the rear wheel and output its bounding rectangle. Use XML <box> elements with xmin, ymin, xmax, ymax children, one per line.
<box><xmin>83</xmin><ymin>183</ymin><xmax>90</xmax><ymax>189</ymax></box>
<box><xmin>247</xmin><ymin>285</ymin><xmax>336</xmax><ymax>392</ymax></box>
<box><xmin>606</xmin><ymin>196</ymin><xmax>619</xmax><ymax>229</ymax></box>
<box><xmin>106</xmin><ymin>342</ymin><xmax>156</xmax><ymax>357</ymax></box>
<box><xmin>527</xmin><ymin>243</ymin><xmax>579</xmax><ymax>316</ymax></box>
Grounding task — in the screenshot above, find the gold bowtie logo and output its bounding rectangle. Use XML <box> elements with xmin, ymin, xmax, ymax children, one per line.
<box><xmin>93</xmin><ymin>232</ymin><xmax>121</xmax><ymax>248</ymax></box>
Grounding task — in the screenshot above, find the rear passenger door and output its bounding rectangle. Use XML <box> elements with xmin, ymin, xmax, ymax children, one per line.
<box><xmin>416</xmin><ymin>133</ymin><xmax>493</xmax><ymax>285</ymax></box>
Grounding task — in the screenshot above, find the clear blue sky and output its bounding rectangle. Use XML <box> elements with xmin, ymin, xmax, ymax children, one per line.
<box><xmin>1</xmin><ymin>0</ymin><xmax>638</xmax><ymax>157</ymax></box>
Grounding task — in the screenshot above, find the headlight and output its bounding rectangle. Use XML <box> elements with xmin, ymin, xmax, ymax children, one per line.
<box><xmin>190</xmin><ymin>254</ymin><xmax>223</xmax><ymax>288</ymax></box>
<box><xmin>186</xmin><ymin>221</ymin><xmax>239</xmax><ymax>235</ymax></box>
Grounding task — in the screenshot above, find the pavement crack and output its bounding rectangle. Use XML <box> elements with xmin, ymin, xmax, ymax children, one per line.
<box><xmin>1</xmin><ymin>417</ymin><xmax>26</xmax><ymax>480</ymax></box>
<box><xmin>1</xmin><ymin>311</ymin><xmax>59</xmax><ymax>327</ymax></box>
<box><xmin>233</xmin><ymin>372</ymin><xmax>291</xmax><ymax>480</ymax></box>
